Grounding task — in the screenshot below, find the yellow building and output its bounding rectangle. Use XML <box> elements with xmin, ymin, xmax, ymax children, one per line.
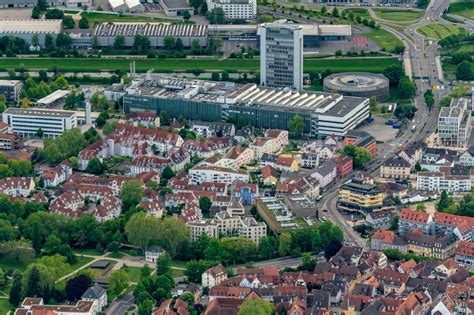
<box><xmin>337</xmin><ymin>177</ymin><xmax>384</xmax><ymax>213</ymax></box>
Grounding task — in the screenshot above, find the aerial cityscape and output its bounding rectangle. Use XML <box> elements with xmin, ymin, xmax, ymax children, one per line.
<box><xmin>0</xmin><ymin>0</ymin><xmax>473</xmax><ymax>314</ymax></box>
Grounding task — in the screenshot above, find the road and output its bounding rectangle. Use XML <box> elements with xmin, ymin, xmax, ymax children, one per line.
<box><xmin>316</xmin><ymin>0</ymin><xmax>471</xmax><ymax>249</ymax></box>
<box><xmin>106</xmin><ymin>293</ymin><xmax>134</xmax><ymax>315</ymax></box>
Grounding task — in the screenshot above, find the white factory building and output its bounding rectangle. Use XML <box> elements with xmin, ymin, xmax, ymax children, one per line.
<box><xmin>3</xmin><ymin>108</ymin><xmax>78</xmax><ymax>138</ymax></box>
<box><xmin>108</xmin><ymin>0</ymin><xmax>144</xmax><ymax>12</ymax></box>
<box><xmin>206</xmin><ymin>0</ymin><xmax>257</xmax><ymax>20</ymax></box>
<box><xmin>92</xmin><ymin>23</ymin><xmax>208</xmax><ymax>47</ymax></box>
<box><xmin>0</xmin><ymin>19</ymin><xmax>62</xmax><ymax>49</ymax></box>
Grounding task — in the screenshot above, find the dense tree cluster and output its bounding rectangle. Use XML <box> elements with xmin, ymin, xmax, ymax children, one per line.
<box><xmin>39</xmin><ymin>128</ymin><xmax>88</xmax><ymax>165</ymax></box>
<box><xmin>0</xmin><ymin>152</ymin><xmax>33</xmax><ymax>180</ymax></box>
<box><xmin>342</xmin><ymin>144</ymin><xmax>372</xmax><ymax>167</ymax></box>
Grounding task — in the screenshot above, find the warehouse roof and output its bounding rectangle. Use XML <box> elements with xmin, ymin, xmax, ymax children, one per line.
<box><xmin>127</xmin><ymin>75</ymin><xmax>367</xmax><ymax>118</ymax></box>
<box><xmin>0</xmin><ymin>19</ymin><xmax>62</xmax><ymax>34</ymax></box>
<box><xmin>4</xmin><ymin>107</ymin><xmax>76</xmax><ymax>118</ymax></box>
<box><xmin>37</xmin><ymin>90</ymin><xmax>71</xmax><ymax>106</ymax></box>
<box><xmin>161</xmin><ymin>0</ymin><xmax>193</xmax><ymax>9</ymax></box>
<box><xmin>93</xmin><ymin>22</ymin><xmax>207</xmax><ymax>37</ymax></box>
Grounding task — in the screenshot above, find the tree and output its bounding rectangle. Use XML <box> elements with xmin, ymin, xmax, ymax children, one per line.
<box><xmin>160</xmin><ymin>110</ymin><xmax>169</xmax><ymax>125</ymax></box>
<box><xmin>183</xmin><ymin>10</ymin><xmax>191</xmax><ymax>20</ymax></box>
<box><xmin>320</xmin><ymin>5</ymin><xmax>327</xmax><ymax>15</ymax></box>
<box><xmin>288</xmin><ymin>115</ymin><xmax>305</xmax><ymax>137</ymax></box>
<box><xmin>32</xmin><ymin>5</ymin><xmax>41</xmax><ymax>19</ymax></box>
<box><xmin>37</xmin><ymin>0</ymin><xmax>49</xmax><ymax>11</ymax></box>
<box><xmin>161</xmin><ymin>165</ymin><xmax>175</xmax><ymax>181</ymax></box>
<box><xmin>184</xmin><ymin>260</ymin><xmax>217</xmax><ymax>283</ymax></box>
<box><xmin>389</xmin><ymin>215</ymin><xmax>399</xmax><ymax>231</ymax></box>
<box><xmin>56</xmin><ymin>33</ymin><xmax>72</xmax><ymax>49</ymax></box>
<box><xmin>438</xmin><ymin>190</ymin><xmax>455</xmax><ymax>212</ymax></box>
<box><xmin>211</xmin><ymin>72</ymin><xmax>220</xmax><ymax>81</ymax></box>
<box><xmin>207</xmin><ymin>7</ymin><xmax>225</xmax><ymax>24</ymax></box>
<box><xmin>451</xmin><ymin>85</ymin><xmax>468</xmax><ymax>98</ymax></box>
<box><xmin>133</xmin><ymin>34</ymin><xmax>150</xmax><ymax>54</ymax></box>
<box><xmin>138</xmin><ymin>299</ymin><xmax>154</xmax><ymax>315</ymax></box>
<box><xmin>85</xmin><ymin>158</ymin><xmax>103</xmax><ymax>174</ymax></box>
<box><xmin>416</xmin><ymin>203</ymin><xmax>426</xmax><ymax>212</ymax></box>
<box><xmin>9</xmin><ymin>270</ymin><xmax>22</xmax><ymax>306</ymax></box>
<box><xmin>157</xmin><ymin>217</ymin><xmax>188</xmax><ymax>258</ymax></box>
<box><xmin>456</xmin><ymin>61</ymin><xmax>473</xmax><ymax>81</ymax></box>
<box><xmin>452</xmin><ymin>51</ymin><xmax>472</xmax><ymax>64</ymax></box>
<box><xmin>65</xmin><ymin>274</ymin><xmax>92</xmax><ymax>302</ymax></box>
<box><xmin>199</xmin><ymin>197</ymin><xmax>212</xmax><ymax>216</ymax></box>
<box><xmin>238</xmin><ymin>297</ymin><xmax>275</xmax><ymax>315</ymax></box>
<box><xmin>440</xmin><ymin>96</ymin><xmax>452</xmax><ymax>108</ymax></box>
<box><xmin>45</xmin><ymin>8</ymin><xmax>63</xmax><ymax>19</ymax></box>
<box><xmin>278</xmin><ymin>233</ymin><xmax>292</xmax><ymax>256</ymax></box>
<box><xmin>259</xmin><ymin>236</ymin><xmax>278</xmax><ymax>259</ymax></box>
<box><xmin>398</xmin><ymin>77</ymin><xmax>416</xmax><ymax>99</ymax></box>
<box><xmin>109</xmin><ymin>270</ymin><xmax>129</xmax><ymax>298</ymax></box>
<box><xmin>332</xmin><ymin>6</ymin><xmax>339</xmax><ymax>17</ymax></box>
<box><xmin>62</xmin><ymin>15</ymin><xmax>75</xmax><ymax>29</ymax></box>
<box><xmin>175</xmin><ymin>38</ymin><xmax>184</xmax><ymax>50</ymax></box>
<box><xmin>354</xmin><ymin>147</ymin><xmax>371</xmax><ymax>167</ymax></box>
<box><xmin>120</xmin><ymin>179</ymin><xmax>144</xmax><ymax>212</ymax></box>
<box><xmin>79</xmin><ymin>17</ymin><xmax>89</xmax><ymax>29</ymax></box>
<box><xmin>155</xmin><ymin>252</ymin><xmax>172</xmax><ymax>277</ymax></box>
<box><xmin>114</xmin><ymin>35</ymin><xmax>126</xmax><ymax>50</ymax></box>
<box><xmin>324</xmin><ymin>238</ymin><xmax>342</xmax><ymax>259</ymax></box>
<box><xmin>164</xmin><ymin>36</ymin><xmax>176</xmax><ymax>50</ymax></box>
<box><xmin>21</xmin><ymin>98</ymin><xmax>30</xmax><ymax>108</ymax></box>
<box><xmin>0</xmin><ymin>219</ymin><xmax>17</xmax><ymax>242</ymax></box>
<box><xmin>383</xmin><ymin>64</ymin><xmax>404</xmax><ymax>86</ymax></box>
<box><xmin>25</xmin><ymin>266</ymin><xmax>42</xmax><ymax>297</ymax></box>
<box><xmin>125</xmin><ymin>212</ymin><xmax>159</xmax><ymax>254</ymax></box>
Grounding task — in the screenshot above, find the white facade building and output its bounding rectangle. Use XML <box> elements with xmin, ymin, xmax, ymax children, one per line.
<box><xmin>260</xmin><ymin>21</ymin><xmax>303</xmax><ymax>91</ymax></box>
<box><xmin>438</xmin><ymin>98</ymin><xmax>472</xmax><ymax>149</ymax></box>
<box><xmin>3</xmin><ymin>108</ymin><xmax>77</xmax><ymax>138</ymax></box>
<box><xmin>189</xmin><ymin>165</ymin><xmax>249</xmax><ymax>185</ymax></box>
<box><xmin>416</xmin><ymin>172</ymin><xmax>471</xmax><ymax>193</ymax></box>
<box><xmin>206</xmin><ymin>0</ymin><xmax>257</xmax><ymax>20</ymax></box>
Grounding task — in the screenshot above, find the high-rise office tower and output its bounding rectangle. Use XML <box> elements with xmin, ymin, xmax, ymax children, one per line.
<box><xmin>260</xmin><ymin>22</ymin><xmax>304</xmax><ymax>91</ymax></box>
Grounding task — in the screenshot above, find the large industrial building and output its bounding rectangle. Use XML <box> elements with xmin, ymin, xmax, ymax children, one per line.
<box><xmin>260</xmin><ymin>21</ymin><xmax>304</xmax><ymax>91</ymax></box>
<box><xmin>123</xmin><ymin>75</ymin><xmax>370</xmax><ymax>138</ymax></box>
<box><xmin>92</xmin><ymin>23</ymin><xmax>208</xmax><ymax>47</ymax></box>
<box><xmin>3</xmin><ymin>108</ymin><xmax>77</xmax><ymax>138</ymax></box>
<box><xmin>206</xmin><ymin>0</ymin><xmax>257</xmax><ymax>20</ymax></box>
<box><xmin>0</xmin><ymin>0</ymin><xmax>91</xmax><ymax>8</ymax></box>
<box><xmin>0</xmin><ymin>19</ymin><xmax>62</xmax><ymax>48</ymax></box>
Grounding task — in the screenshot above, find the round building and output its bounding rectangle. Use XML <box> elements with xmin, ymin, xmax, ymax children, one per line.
<box><xmin>323</xmin><ymin>72</ymin><xmax>390</xmax><ymax>101</ymax></box>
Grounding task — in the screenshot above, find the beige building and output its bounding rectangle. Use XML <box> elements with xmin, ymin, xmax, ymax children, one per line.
<box><xmin>216</xmin><ymin>146</ymin><xmax>254</xmax><ymax>169</ymax></box>
<box><xmin>380</xmin><ymin>157</ymin><xmax>411</xmax><ymax>179</ymax></box>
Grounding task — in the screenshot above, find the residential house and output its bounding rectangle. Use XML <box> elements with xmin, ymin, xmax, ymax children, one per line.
<box><xmin>380</xmin><ymin>157</ymin><xmax>411</xmax><ymax>180</ymax></box>
<box><xmin>405</xmin><ymin>228</ymin><xmax>458</xmax><ymax>259</ymax></box>
<box><xmin>344</xmin><ymin>130</ymin><xmax>377</xmax><ymax>157</ymax></box>
<box><xmin>365</xmin><ymin>209</ymin><xmax>394</xmax><ymax>230</ymax></box>
<box><xmin>261</xmin><ymin>165</ymin><xmax>278</xmax><ymax>186</ymax></box>
<box><xmin>124</xmin><ymin>112</ymin><xmax>160</xmax><ymax>127</ymax></box>
<box><xmin>417</xmin><ymin>171</ymin><xmax>471</xmax><ymax>193</ymax></box>
<box><xmin>81</xmin><ymin>284</ymin><xmax>107</xmax><ymax>313</ymax></box>
<box><xmin>398</xmin><ymin>208</ymin><xmax>434</xmax><ymax>236</ymax></box>
<box><xmin>310</xmin><ymin>161</ymin><xmax>337</xmax><ymax>190</ymax></box>
<box><xmin>15</xmin><ymin>298</ymin><xmax>95</xmax><ymax>315</ymax></box>
<box><xmin>457</xmin><ymin>146</ymin><xmax>474</xmax><ymax>167</ymax></box>
<box><xmin>202</xmin><ymin>264</ymin><xmax>228</xmax><ymax>289</ymax></box>
<box><xmin>454</xmin><ymin>241</ymin><xmax>474</xmax><ymax>269</ymax></box>
<box><xmin>234</xmin><ymin>181</ymin><xmax>258</xmax><ymax>205</ymax></box>
<box><xmin>0</xmin><ymin>177</ymin><xmax>35</xmax><ymax>197</ymax></box>
<box><xmin>332</xmin><ymin>155</ymin><xmax>353</xmax><ymax>179</ymax></box>
<box><xmin>145</xmin><ymin>246</ymin><xmax>165</xmax><ymax>263</ymax></box>
<box><xmin>371</xmin><ymin>229</ymin><xmax>407</xmax><ymax>253</ymax></box>
<box><xmin>189</xmin><ymin>166</ymin><xmax>249</xmax><ymax>185</ymax></box>
<box><xmin>397</xmin><ymin>140</ymin><xmax>424</xmax><ymax>168</ymax></box>
<box><xmin>40</xmin><ymin>161</ymin><xmax>73</xmax><ymax>188</ymax></box>
<box><xmin>216</xmin><ymin>146</ymin><xmax>254</xmax><ymax>169</ymax></box>
<box><xmin>190</xmin><ymin>120</ymin><xmax>235</xmax><ymax>138</ymax></box>
<box><xmin>300</xmin><ymin>152</ymin><xmax>319</xmax><ymax>169</ymax></box>
<box><xmin>264</xmin><ymin>129</ymin><xmax>289</xmax><ymax>151</ymax></box>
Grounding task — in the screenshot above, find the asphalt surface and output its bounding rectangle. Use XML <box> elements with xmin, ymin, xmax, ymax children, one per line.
<box><xmin>106</xmin><ymin>293</ymin><xmax>134</xmax><ymax>315</ymax></box>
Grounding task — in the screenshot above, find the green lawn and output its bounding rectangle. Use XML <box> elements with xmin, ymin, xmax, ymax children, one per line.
<box><xmin>0</xmin><ymin>57</ymin><xmax>399</xmax><ymax>74</ymax></box>
<box><xmin>0</xmin><ymin>298</ymin><xmax>11</xmax><ymax>315</ymax></box>
<box><xmin>364</xmin><ymin>28</ymin><xmax>404</xmax><ymax>52</ymax></box>
<box><xmin>107</xmin><ymin>252</ymin><xmax>125</xmax><ymax>259</ymax></box>
<box><xmin>442</xmin><ymin>43</ymin><xmax>474</xmax><ymax>54</ymax></box>
<box><xmin>342</xmin><ymin>8</ymin><xmax>371</xmax><ymax>19</ymax></box>
<box><xmin>77</xmin><ymin>12</ymin><xmax>179</xmax><ymax>27</ymax></box>
<box><xmin>73</xmin><ymin>248</ymin><xmax>104</xmax><ymax>256</ymax></box>
<box><xmin>448</xmin><ymin>1</ymin><xmax>474</xmax><ymax>19</ymax></box>
<box><xmin>172</xmin><ymin>268</ymin><xmax>185</xmax><ymax>277</ymax></box>
<box><xmin>170</xmin><ymin>259</ymin><xmax>188</xmax><ymax>269</ymax></box>
<box><xmin>418</xmin><ymin>23</ymin><xmax>464</xmax><ymax>39</ymax></box>
<box><xmin>122</xmin><ymin>266</ymin><xmax>142</xmax><ymax>283</ymax></box>
<box><xmin>0</xmin><ymin>257</ymin><xmax>35</xmax><ymax>273</ymax></box>
<box><xmin>373</xmin><ymin>9</ymin><xmax>423</xmax><ymax>22</ymax></box>
<box><xmin>67</xmin><ymin>256</ymin><xmax>94</xmax><ymax>275</ymax></box>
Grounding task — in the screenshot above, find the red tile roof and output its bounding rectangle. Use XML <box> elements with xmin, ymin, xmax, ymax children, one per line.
<box><xmin>400</xmin><ymin>208</ymin><xmax>431</xmax><ymax>224</ymax></box>
<box><xmin>456</xmin><ymin>241</ymin><xmax>474</xmax><ymax>257</ymax></box>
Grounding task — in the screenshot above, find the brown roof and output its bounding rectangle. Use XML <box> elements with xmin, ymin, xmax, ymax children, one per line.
<box><xmin>204</xmin><ymin>298</ymin><xmax>242</xmax><ymax>315</ymax></box>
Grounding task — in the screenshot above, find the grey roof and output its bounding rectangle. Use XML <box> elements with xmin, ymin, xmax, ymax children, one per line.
<box><xmin>261</xmin><ymin>153</ymin><xmax>277</xmax><ymax>163</ymax></box>
<box><xmin>161</xmin><ymin>0</ymin><xmax>193</xmax><ymax>9</ymax></box>
<box><xmin>4</xmin><ymin>107</ymin><xmax>75</xmax><ymax>118</ymax></box>
<box><xmin>315</xmin><ymin>161</ymin><xmax>336</xmax><ymax>177</ymax></box>
<box><xmin>82</xmin><ymin>284</ymin><xmax>106</xmax><ymax>300</ymax></box>
<box><xmin>146</xmin><ymin>245</ymin><xmax>164</xmax><ymax>253</ymax></box>
<box><xmin>383</xmin><ymin>157</ymin><xmax>410</xmax><ymax>168</ymax></box>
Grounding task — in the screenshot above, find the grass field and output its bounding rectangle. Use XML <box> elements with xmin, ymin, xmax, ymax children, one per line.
<box><xmin>75</xmin><ymin>12</ymin><xmax>178</xmax><ymax>27</ymax></box>
<box><xmin>0</xmin><ymin>299</ymin><xmax>11</xmax><ymax>315</ymax></box>
<box><xmin>364</xmin><ymin>28</ymin><xmax>404</xmax><ymax>52</ymax></box>
<box><xmin>342</xmin><ymin>8</ymin><xmax>371</xmax><ymax>19</ymax></box>
<box><xmin>172</xmin><ymin>268</ymin><xmax>185</xmax><ymax>277</ymax></box>
<box><xmin>0</xmin><ymin>57</ymin><xmax>399</xmax><ymax>74</ymax></box>
<box><xmin>122</xmin><ymin>266</ymin><xmax>142</xmax><ymax>283</ymax></box>
<box><xmin>448</xmin><ymin>1</ymin><xmax>474</xmax><ymax>19</ymax></box>
<box><xmin>418</xmin><ymin>23</ymin><xmax>464</xmax><ymax>39</ymax></box>
<box><xmin>373</xmin><ymin>9</ymin><xmax>423</xmax><ymax>22</ymax></box>
<box><xmin>442</xmin><ymin>43</ymin><xmax>474</xmax><ymax>54</ymax></box>
<box><xmin>73</xmin><ymin>248</ymin><xmax>104</xmax><ymax>256</ymax></box>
